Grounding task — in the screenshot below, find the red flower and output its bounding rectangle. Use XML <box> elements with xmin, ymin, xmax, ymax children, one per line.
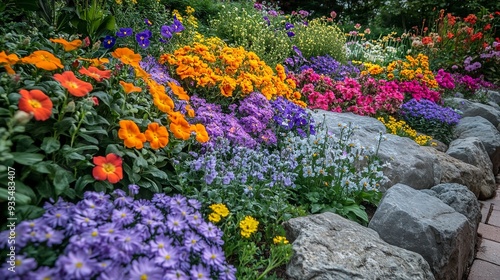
<box><xmin>54</xmin><ymin>71</ymin><xmax>93</xmax><ymax>97</ymax></box>
<box><xmin>18</xmin><ymin>89</ymin><xmax>53</xmax><ymax>121</ymax></box>
<box><xmin>92</xmin><ymin>153</ymin><xmax>123</xmax><ymax>184</ymax></box>
<box><xmin>78</xmin><ymin>66</ymin><xmax>111</xmax><ymax>82</ymax></box>
<box><xmin>464</xmin><ymin>14</ymin><xmax>477</xmax><ymax>25</ymax></box>
<box><xmin>91</xmin><ymin>96</ymin><xmax>99</xmax><ymax>106</ymax></box>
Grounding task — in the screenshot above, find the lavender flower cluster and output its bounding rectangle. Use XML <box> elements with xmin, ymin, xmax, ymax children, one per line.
<box><xmin>271</xmin><ymin>96</ymin><xmax>316</xmax><ymax>137</ymax></box>
<box><xmin>0</xmin><ymin>190</ymin><xmax>235</xmax><ymax>280</ymax></box>
<box><xmin>400</xmin><ymin>99</ymin><xmax>461</xmax><ymax>126</ymax></box>
<box><xmin>299</xmin><ymin>55</ymin><xmax>360</xmax><ymax>80</ymax></box>
<box><xmin>190</xmin><ymin>93</ymin><xmax>277</xmax><ymax>148</ymax></box>
<box><xmin>187</xmin><ymin>138</ymin><xmax>298</xmax><ymax>190</ymax></box>
<box><xmin>139</xmin><ymin>55</ymin><xmax>178</xmax><ymax>85</ymax></box>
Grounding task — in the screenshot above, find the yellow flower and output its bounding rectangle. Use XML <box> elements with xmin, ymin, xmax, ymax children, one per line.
<box><xmin>273</xmin><ymin>236</ymin><xmax>289</xmax><ymax>245</ymax></box>
<box><xmin>208</xmin><ymin>213</ymin><xmax>221</xmax><ymax>223</ymax></box>
<box><xmin>239</xmin><ymin>216</ymin><xmax>259</xmax><ymax>238</ymax></box>
<box><xmin>209</xmin><ymin>204</ymin><xmax>229</xmax><ymax>217</ymax></box>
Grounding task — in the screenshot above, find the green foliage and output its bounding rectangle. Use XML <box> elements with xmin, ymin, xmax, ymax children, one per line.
<box><xmin>291</xmin><ymin>17</ymin><xmax>347</xmax><ymax>62</ymax></box>
<box><xmin>209</xmin><ymin>2</ymin><xmax>293</xmax><ymax>67</ymax></box>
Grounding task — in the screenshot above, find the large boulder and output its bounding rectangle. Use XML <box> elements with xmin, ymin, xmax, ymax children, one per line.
<box><xmin>369</xmin><ymin>184</ymin><xmax>475</xmax><ymax>280</ymax></box>
<box><xmin>422</xmin><ymin>183</ymin><xmax>481</xmax><ymax>267</ymax></box>
<box><xmin>422</xmin><ymin>147</ymin><xmax>495</xmax><ymax>199</ymax></box>
<box><xmin>447</xmin><ymin>97</ymin><xmax>500</xmax><ymax>128</ymax></box>
<box><xmin>453</xmin><ymin>116</ymin><xmax>500</xmax><ymax>175</ymax></box>
<box><xmin>312</xmin><ymin>110</ymin><xmax>441</xmax><ymax>190</ymax></box>
<box><xmin>284</xmin><ymin>212</ymin><xmax>435</xmax><ymax>280</ymax></box>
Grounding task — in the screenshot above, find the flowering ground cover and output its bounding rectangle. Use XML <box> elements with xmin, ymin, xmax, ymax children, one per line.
<box><xmin>0</xmin><ymin>0</ymin><xmax>499</xmax><ymax>279</ymax></box>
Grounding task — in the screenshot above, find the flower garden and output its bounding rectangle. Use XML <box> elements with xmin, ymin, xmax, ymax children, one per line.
<box><xmin>0</xmin><ymin>0</ymin><xmax>499</xmax><ymax>279</ymax></box>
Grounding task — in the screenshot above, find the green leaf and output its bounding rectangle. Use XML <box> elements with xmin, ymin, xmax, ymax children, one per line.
<box><xmin>75</xmin><ymin>175</ymin><xmax>95</xmax><ymax>196</ymax></box>
<box><xmin>144</xmin><ymin>167</ymin><xmax>168</xmax><ymax>180</ymax></box>
<box><xmin>11</xmin><ymin>152</ymin><xmax>44</xmax><ymax>165</ymax></box>
<box><xmin>342</xmin><ymin>204</ymin><xmax>368</xmax><ymax>224</ymax></box>
<box><xmin>65</xmin><ymin>152</ymin><xmax>86</xmax><ymax>161</ymax></box>
<box><xmin>78</xmin><ymin>133</ymin><xmax>99</xmax><ymax>144</ymax></box>
<box><xmin>54</xmin><ymin>117</ymin><xmax>76</xmax><ymax>135</ymax></box>
<box><xmin>53</xmin><ymin>169</ymin><xmax>75</xmax><ymax>196</ymax></box>
<box><xmin>134</xmin><ymin>157</ymin><xmax>148</xmax><ymax>168</ymax></box>
<box><xmin>41</xmin><ymin>137</ymin><xmax>61</xmax><ymax>154</ymax></box>
<box><xmin>92</xmin><ymin>91</ymin><xmax>112</xmax><ymax>107</ymax></box>
<box><xmin>13</xmin><ymin>180</ymin><xmax>37</xmax><ymax>204</ymax></box>
<box><xmin>15</xmin><ymin>205</ymin><xmax>45</xmax><ymax>220</ymax></box>
<box><xmin>311</xmin><ymin>203</ymin><xmax>323</xmax><ymax>214</ymax></box>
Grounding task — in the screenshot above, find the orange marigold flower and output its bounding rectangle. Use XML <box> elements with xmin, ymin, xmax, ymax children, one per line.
<box><xmin>219</xmin><ymin>76</ymin><xmax>236</xmax><ymax>97</ymax></box>
<box><xmin>118</xmin><ymin>120</ymin><xmax>147</xmax><ymax>149</ymax></box>
<box><xmin>145</xmin><ymin>122</ymin><xmax>169</xmax><ymax>149</ymax></box>
<box><xmin>185</xmin><ymin>104</ymin><xmax>195</xmax><ymax>117</ymax></box>
<box><xmin>53</xmin><ymin>71</ymin><xmax>93</xmax><ymax>97</ymax></box>
<box><xmin>168</xmin><ymin>111</ymin><xmax>189</xmax><ymax>125</ymax></box>
<box><xmin>0</xmin><ymin>51</ymin><xmax>19</xmax><ymax>75</ymax></box>
<box><xmin>78</xmin><ymin>66</ymin><xmax>111</xmax><ymax>82</ymax></box>
<box><xmin>21</xmin><ymin>50</ymin><xmax>63</xmax><ymax>71</ymax></box>
<box><xmin>111</xmin><ymin>48</ymin><xmax>141</xmax><ymax>67</ymax></box>
<box><xmin>18</xmin><ymin>89</ymin><xmax>53</xmax><ymax>121</ymax></box>
<box><xmin>119</xmin><ymin>81</ymin><xmax>142</xmax><ymax>94</ymax></box>
<box><xmin>170</xmin><ymin>122</ymin><xmax>191</xmax><ymax>140</ymax></box>
<box><xmin>153</xmin><ymin>93</ymin><xmax>175</xmax><ymax>113</ymax></box>
<box><xmin>167</xmin><ymin>81</ymin><xmax>190</xmax><ymax>101</ymax></box>
<box><xmin>92</xmin><ymin>153</ymin><xmax>123</xmax><ymax>184</ymax></box>
<box><xmin>50</xmin><ymin>38</ymin><xmax>82</xmax><ymax>51</ymax></box>
<box><xmin>190</xmin><ymin>123</ymin><xmax>209</xmax><ymax>143</ymax></box>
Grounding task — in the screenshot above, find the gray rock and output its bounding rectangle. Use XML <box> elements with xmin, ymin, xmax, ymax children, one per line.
<box><xmin>423</xmin><ymin>146</ymin><xmax>496</xmax><ymax>199</ymax></box>
<box><xmin>312</xmin><ymin>110</ymin><xmax>441</xmax><ymax>191</ymax></box>
<box><xmin>486</xmin><ymin>90</ymin><xmax>500</xmax><ymax>105</ymax></box>
<box><xmin>447</xmin><ymin>97</ymin><xmax>500</xmax><ymax>128</ymax></box>
<box><xmin>446</xmin><ymin>137</ymin><xmax>496</xmax><ymax>183</ymax></box>
<box><xmin>284</xmin><ymin>212</ymin><xmax>435</xmax><ymax>280</ymax></box>
<box><xmin>453</xmin><ymin>116</ymin><xmax>500</xmax><ymax>175</ymax></box>
<box><xmin>369</xmin><ymin>184</ymin><xmax>475</xmax><ymax>280</ymax></box>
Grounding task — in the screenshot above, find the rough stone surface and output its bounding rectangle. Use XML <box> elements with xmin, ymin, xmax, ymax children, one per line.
<box><xmin>423</xmin><ymin>146</ymin><xmax>496</xmax><ymax>199</ymax></box>
<box><xmin>446</xmin><ymin>137</ymin><xmax>496</xmax><ymax>185</ymax></box>
<box><xmin>424</xmin><ymin>183</ymin><xmax>481</xmax><ymax>267</ymax></box>
<box><xmin>369</xmin><ymin>184</ymin><xmax>475</xmax><ymax>280</ymax></box>
<box><xmin>284</xmin><ymin>212</ymin><xmax>435</xmax><ymax>280</ymax></box>
<box><xmin>486</xmin><ymin>90</ymin><xmax>500</xmax><ymax>106</ymax></box>
<box><xmin>313</xmin><ymin>110</ymin><xmax>441</xmax><ymax>190</ymax></box>
<box><xmin>447</xmin><ymin>97</ymin><xmax>500</xmax><ymax>128</ymax></box>
<box><xmin>453</xmin><ymin>116</ymin><xmax>500</xmax><ymax>175</ymax></box>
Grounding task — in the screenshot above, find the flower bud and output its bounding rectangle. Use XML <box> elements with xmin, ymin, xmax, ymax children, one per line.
<box><xmin>65</xmin><ymin>101</ymin><xmax>76</xmax><ymax>112</ymax></box>
<box><xmin>13</xmin><ymin>110</ymin><xmax>32</xmax><ymax>125</ymax></box>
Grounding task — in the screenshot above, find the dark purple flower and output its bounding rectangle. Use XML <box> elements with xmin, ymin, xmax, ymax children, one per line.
<box><xmin>285</xmin><ymin>22</ymin><xmax>294</xmax><ymax>30</ymax></box>
<box><xmin>161</xmin><ymin>25</ymin><xmax>174</xmax><ymax>39</ymax></box>
<box><xmin>102</xmin><ymin>35</ymin><xmax>116</xmax><ymax>49</ymax></box>
<box><xmin>287</xmin><ymin>31</ymin><xmax>295</xmax><ymax>37</ymax></box>
<box><xmin>263</xmin><ymin>16</ymin><xmax>270</xmax><ymax>26</ymax></box>
<box><xmin>116</xmin><ymin>27</ymin><xmax>133</xmax><ymax>38</ymax></box>
<box><xmin>144</xmin><ymin>18</ymin><xmax>153</xmax><ymax>26</ymax></box>
<box><xmin>172</xmin><ymin>16</ymin><xmax>185</xmax><ymax>33</ymax></box>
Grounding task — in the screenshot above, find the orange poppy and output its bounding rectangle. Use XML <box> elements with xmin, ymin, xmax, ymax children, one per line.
<box><xmin>78</xmin><ymin>57</ymin><xmax>110</xmax><ymax>67</ymax></box>
<box><xmin>92</xmin><ymin>153</ymin><xmax>123</xmax><ymax>184</ymax></box>
<box><xmin>145</xmin><ymin>122</ymin><xmax>169</xmax><ymax>149</ymax></box>
<box><xmin>53</xmin><ymin>71</ymin><xmax>93</xmax><ymax>97</ymax></box>
<box><xmin>190</xmin><ymin>123</ymin><xmax>209</xmax><ymax>143</ymax></box>
<box><xmin>0</xmin><ymin>51</ymin><xmax>19</xmax><ymax>75</ymax></box>
<box><xmin>20</xmin><ymin>50</ymin><xmax>63</xmax><ymax>71</ymax></box>
<box><xmin>111</xmin><ymin>48</ymin><xmax>141</xmax><ymax>67</ymax></box>
<box><xmin>118</xmin><ymin>120</ymin><xmax>147</xmax><ymax>149</ymax></box>
<box><xmin>185</xmin><ymin>104</ymin><xmax>195</xmax><ymax>118</ymax></box>
<box><xmin>17</xmin><ymin>89</ymin><xmax>53</xmax><ymax>121</ymax></box>
<box><xmin>119</xmin><ymin>81</ymin><xmax>142</xmax><ymax>94</ymax></box>
<box><xmin>78</xmin><ymin>66</ymin><xmax>111</xmax><ymax>82</ymax></box>
<box><xmin>170</xmin><ymin>122</ymin><xmax>192</xmax><ymax>140</ymax></box>
<box><xmin>167</xmin><ymin>81</ymin><xmax>190</xmax><ymax>101</ymax></box>
<box><xmin>50</xmin><ymin>38</ymin><xmax>82</xmax><ymax>51</ymax></box>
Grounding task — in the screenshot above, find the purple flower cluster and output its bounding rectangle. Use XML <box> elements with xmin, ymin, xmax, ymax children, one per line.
<box><xmin>300</xmin><ymin>55</ymin><xmax>360</xmax><ymax>80</ymax></box>
<box><xmin>188</xmin><ymin>138</ymin><xmax>298</xmax><ymax>188</ymax></box>
<box><xmin>400</xmin><ymin>99</ymin><xmax>461</xmax><ymax>126</ymax></box>
<box><xmin>435</xmin><ymin>69</ymin><xmax>455</xmax><ymax>90</ymax></box>
<box><xmin>139</xmin><ymin>55</ymin><xmax>178</xmax><ymax>85</ymax></box>
<box><xmin>463</xmin><ymin>56</ymin><xmax>482</xmax><ymax>72</ymax></box>
<box><xmin>190</xmin><ymin>93</ymin><xmax>277</xmax><ymax>148</ymax></box>
<box><xmin>0</xmin><ymin>190</ymin><xmax>235</xmax><ymax>280</ymax></box>
<box><xmin>271</xmin><ymin>96</ymin><xmax>315</xmax><ymax>137</ymax></box>
<box><xmin>161</xmin><ymin>16</ymin><xmax>185</xmax><ymax>40</ymax></box>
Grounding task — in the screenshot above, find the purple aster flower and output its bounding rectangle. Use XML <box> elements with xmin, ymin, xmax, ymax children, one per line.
<box><xmin>43</xmin><ymin>208</ymin><xmax>69</xmax><ymax>228</ymax></box>
<box><xmin>102</xmin><ymin>35</ymin><xmax>116</xmax><ymax>49</ymax></box>
<box><xmin>187</xmin><ymin>198</ymin><xmax>202</xmax><ymax>210</ymax></box>
<box><xmin>149</xmin><ymin>235</ymin><xmax>174</xmax><ymax>253</ymax></box>
<box><xmin>111</xmin><ymin>208</ymin><xmax>134</xmax><ymax>226</ymax></box>
<box><xmin>183</xmin><ymin>232</ymin><xmax>205</xmax><ymax>252</ymax></box>
<box><xmin>202</xmin><ymin>246</ymin><xmax>226</xmax><ymax>268</ymax></box>
<box><xmin>38</xmin><ymin>226</ymin><xmax>65</xmax><ymax>247</ymax></box>
<box><xmin>114</xmin><ymin>195</ymin><xmax>133</xmax><ymax>207</ymax></box>
<box><xmin>186</xmin><ymin>212</ymin><xmax>204</xmax><ymax>228</ymax></box>
<box><xmin>164</xmin><ymin>269</ymin><xmax>189</xmax><ymax>280</ymax></box>
<box><xmin>98</xmin><ymin>223</ymin><xmax>119</xmax><ymax>241</ymax></box>
<box><xmin>129</xmin><ymin>257</ymin><xmax>164</xmax><ymax>279</ymax></box>
<box><xmin>97</xmin><ymin>263</ymin><xmax>128</xmax><ymax>280</ymax></box>
<box><xmin>190</xmin><ymin>264</ymin><xmax>211</xmax><ymax>280</ymax></box>
<box><xmin>1</xmin><ymin>255</ymin><xmax>36</xmax><ymax>276</ymax></box>
<box><xmin>169</xmin><ymin>194</ymin><xmax>187</xmax><ymax>210</ymax></box>
<box><xmin>116</xmin><ymin>27</ymin><xmax>133</xmax><ymax>38</ymax></box>
<box><xmin>58</xmin><ymin>251</ymin><xmax>97</xmax><ymax>279</ymax></box>
<box><xmin>268</xmin><ymin>10</ymin><xmax>278</xmax><ymax>17</ymax></box>
<box><xmin>154</xmin><ymin>244</ymin><xmax>180</xmax><ymax>268</ymax></box>
<box><xmin>220</xmin><ymin>265</ymin><xmax>237</xmax><ymax>280</ymax></box>
<box><xmin>285</xmin><ymin>22</ymin><xmax>294</xmax><ymax>30</ymax></box>
<box><xmin>73</xmin><ymin>209</ymin><xmax>97</xmax><ymax>229</ymax></box>
<box><xmin>115</xmin><ymin>229</ymin><xmax>143</xmax><ymax>253</ymax></box>
<box><xmin>28</xmin><ymin>266</ymin><xmax>58</xmax><ymax>280</ymax></box>
<box><xmin>166</xmin><ymin>214</ymin><xmax>187</xmax><ymax>233</ymax></box>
